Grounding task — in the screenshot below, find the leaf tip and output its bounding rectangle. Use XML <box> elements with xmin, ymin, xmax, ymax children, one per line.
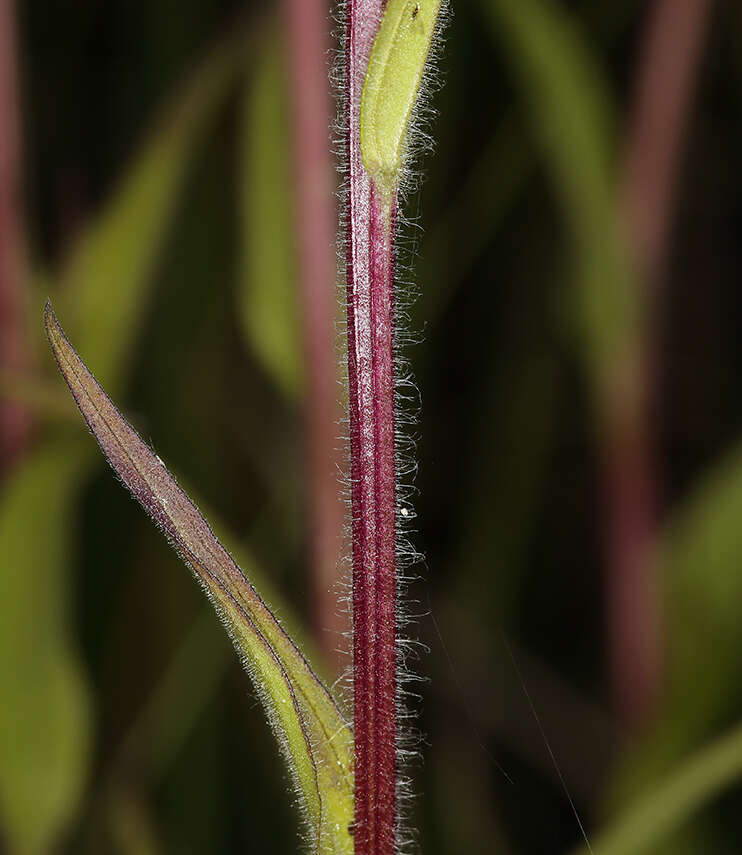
<box><xmin>43</xmin><ymin>298</ymin><xmax>54</xmax><ymax>329</ymax></box>
<box><xmin>43</xmin><ymin>299</ymin><xmax>64</xmax><ymax>353</ymax></box>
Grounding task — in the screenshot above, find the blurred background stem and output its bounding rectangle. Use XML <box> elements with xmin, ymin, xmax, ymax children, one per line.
<box><xmin>607</xmin><ymin>0</ymin><xmax>713</xmax><ymax>728</ymax></box>
<box><xmin>621</xmin><ymin>0</ymin><xmax>713</xmax><ymax>291</ymax></box>
<box><xmin>0</xmin><ymin>0</ymin><xmax>32</xmax><ymax>474</ymax></box>
<box><xmin>283</xmin><ymin>0</ymin><xmax>346</xmax><ymax>673</ymax></box>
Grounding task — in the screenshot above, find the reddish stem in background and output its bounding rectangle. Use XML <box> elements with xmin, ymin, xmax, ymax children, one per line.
<box><xmin>347</xmin><ymin>2</ymin><xmax>398</xmax><ymax>852</ymax></box>
<box><xmin>284</xmin><ymin>0</ymin><xmax>346</xmax><ymax>672</ymax></box>
<box><xmin>622</xmin><ymin>0</ymin><xmax>712</xmax><ymax>292</ymax></box>
<box><xmin>606</xmin><ymin>0</ymin><xmax>712</xmax><ymax>728</ymax></box>
<box><xmin>602</xmin><ymin>365</ymin><xmax>659</xmax><ymax>729</ymax></box>
<box><xmin>0</xmin><ymin>0</ymin><xmax>32</xmax><ymax>473</ymax></box>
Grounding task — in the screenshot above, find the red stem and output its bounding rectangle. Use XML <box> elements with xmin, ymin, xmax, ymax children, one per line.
<box><xmin>0</xmin><ymin>0</ymin><xmax>31</xmax><ymax>473</ymax></box>
<box><xmin>622</xmin><ymin>0</ymin><xmax>712</xmax><ymax>292</ymax></box>
<box><xmin>284</xmin><ymin>0</ymin><xmax>346</xmax><ymax>671</ymax></box>
<box><xmin>606</xmin><ymin>0</ymin><xmax>712</xmax><ymax>727</ymax></box>
<box><xmin>346</xmin><ymin>2</ymin><xmax>398</xmax><ymax>851</ymax></box>
<box><xmin>602</xmin><ymin>363</ymin><xmax>660</xmax><ymax>728</ymax></box>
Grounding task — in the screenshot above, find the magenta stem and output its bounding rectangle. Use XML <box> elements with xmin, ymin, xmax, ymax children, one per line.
<box><xmin>605</xmin><ymin>0</ymin><xmax>712</xmax><ymax>728</ymax></box>
<box><xmin>346</xmin><ymin>2</ymin><xmax>398</xmax><ymax>852</ymax></box>
<box><xmin>621</xmin><ymin>0</ymin><xmax>712</xmax><ymax>291</ymax></box>
<box><xmin>284</xmin><ymin>0</ymin><xmax>346</xmax><ymax>670</ymax></box>
<box><xmin>0</xmin><ymin>0</ymin><xmax>31</xmax><ymax>473</ymax></box>
<box><xmin>602</xmin><ymin>373</ymin><xmax>660</xmax><ymax>728</ymax></box>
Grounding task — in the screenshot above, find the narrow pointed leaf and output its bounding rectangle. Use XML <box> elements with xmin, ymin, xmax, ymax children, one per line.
<box><xmin>44</xmin><ymin>303</ymin><xmax>353</xmax><ymax>854</ymax></box>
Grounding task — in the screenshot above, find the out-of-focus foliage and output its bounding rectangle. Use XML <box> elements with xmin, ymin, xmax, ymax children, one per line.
<box><xmin>482</xmin><ymin>0</ymin><xmax>635</xmax><ymax>390</ymax></box>
<box><xmin>604</xmin><ymin>440</ymin><xmax>742</xmax><ymax>853</ymax></box>
<box><xmin>239</xmin><ymin>27</ymin><xmax>300</xmax><ymax>399</ymax></box>
<box><xmin>0</xmin><ymin>441</ymin><xmax>91</xmax><ymax>854</ymax></box>
<box><xmin>0</xmin><ymin>24</ymin><xmax>243</xmax><ymax>854</ymax></box>
<box><xmin>3</xmin><ymin>0</ymin><xmax>742</xmax><ymax>853</ymax></box>
<box><xmin>49</xmin><ymin>31</ymin><xmax>244</xmax><ymax>393</ymax></box>
<box><xmin>571</xmin><ymin>719</ymin><xmax>742</xmax><ymax>855</ymax></box>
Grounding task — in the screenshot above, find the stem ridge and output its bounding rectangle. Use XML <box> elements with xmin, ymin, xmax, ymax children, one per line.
<box><xmin>346</xmin><ymin>4</ymin><xmax>399</xmax><ymax>852</ymax></box>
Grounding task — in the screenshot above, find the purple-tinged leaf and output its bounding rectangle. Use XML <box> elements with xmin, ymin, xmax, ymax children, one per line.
<box><xmin>44</xmin><ymin>302</ymin><xmax>353</xmax><ymax>854</ymax></box>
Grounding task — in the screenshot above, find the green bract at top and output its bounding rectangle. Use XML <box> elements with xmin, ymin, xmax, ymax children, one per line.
<box><xmin>360</xmin><ymin>0</ymin><xmax>443</xmax><ymax>193</ymax></box>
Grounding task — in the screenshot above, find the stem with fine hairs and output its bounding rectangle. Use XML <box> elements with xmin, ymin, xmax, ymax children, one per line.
<box><xmin>284</xmin><ymin>0</ymin><xmax>346</xmax><ymax>672</ymax></box>
<box><xmin>0</xmin><ymin>0</ymin><xmax>32</xmax><ymax>472</ymax></box>
<box><xmin>346</xmin><ymin>2</ymin><xmax>398</xmax><ymax>851</ymax></box>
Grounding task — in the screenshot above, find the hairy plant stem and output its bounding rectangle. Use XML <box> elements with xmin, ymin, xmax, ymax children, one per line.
<box><xmin>346</xmin><ymin>2</ymin><xmax>399</xmax><ymax>851</ymax></box>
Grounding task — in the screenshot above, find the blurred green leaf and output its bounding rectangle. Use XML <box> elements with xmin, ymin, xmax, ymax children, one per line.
<box><xmin>0</xmin><ymin>36</ymin><xmax>246</xmax><ymax>852</ymax></box>
<box><xmin>481</xmin><ymin>0</ymin><xmax>636</xmax><ymax>384</ymax></box>
<box><xmin>45</xmin><ymin>304</ymin><xmax>353</xmax><ymax>854</ymax></box>
<box><xmin>238</xmin><ymin>28</ymin><xmax>301</xmax><ymax>399</ymax></box>
<box><xmin>0</xmin><ymin>440</ymin><xmax>93</xmax><ymax>854</ymax></box>
<box><xmin>570</xmin><ymin>720</ymin><xmax>742</xmax><ymax>855</ymax></box>
<box><xmin>0</xmin><ymin>369</ymin><xmax>74</xmax><ymax>422</ymax></box>
<box><xmin>605</xmin><ymin>441</ymin><xmax>742</xmax><ymax>846</ymax></box>
<box><xmin>665</xmin><ymin>442</ymin><xmax>742</xmax><ymax>696</ymax></box>
<box><xmin>661</xmin><ymin>441</ymin><xmax>742</xmax><ymax>747</ymax></box>
<box><xmin>51</xmin><ymin>29</ymin><xmax>244</xmax><ymax>395</ymax></box>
